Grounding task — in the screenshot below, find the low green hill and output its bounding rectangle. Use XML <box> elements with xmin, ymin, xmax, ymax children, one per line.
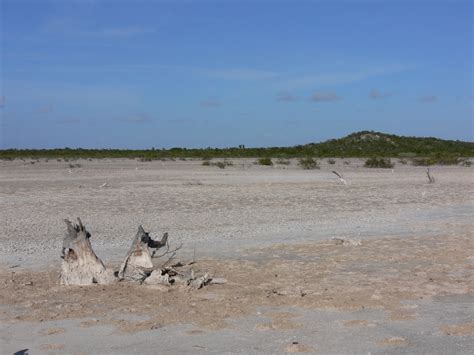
<box><xmin>306</xmin><ymin>131</ymin><xmax>474</xmax><ymax>157</ymax></box>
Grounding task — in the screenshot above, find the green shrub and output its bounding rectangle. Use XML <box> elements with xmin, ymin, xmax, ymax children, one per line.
<box><xmin>327</xmin><ymin>158</ymin><xmax>336</xmax><ymax>165</ymax></box>
<box><xmin>411</xmin><ymin>155</ymin><xmax>460</xmax><ymax>166</ymax></box>
<box><xmin>364</xmin><ymin>157</ymin><xmax>394</xmax><ymax>168</ymax></box>
<box><xmin>214</xmin><ymin>161</ymin><xmax>227</xmax><ymax>169</ymax></box>
<box><xmin>298</xmin><ymin>157</ymin><xmax>319</xmax><ymax>169</ymax></box>
<box><xmin>203</xmin><ymin>160</ymin><xmax>233</xmax><ymax>169</ymax></box>
<box><xmin>256</xmin><ymin>157</ymin><xmax>273</xmax><ymax>166</ymax></box>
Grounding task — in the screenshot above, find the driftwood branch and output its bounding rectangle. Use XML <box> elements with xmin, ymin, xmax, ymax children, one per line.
<box><xmin>332</xmin><ymin>171</ymin><xmax>347</xmax><ymax>185</ymax></box>
<box><xmin>118</xmin><ymin>226</ymin><xmax>169</xmax><ymax>282</ymax></box>
<box><xmin>60</xmin><ymin>218</ymin><xmax>115</xmax><ymax>285</ymax></box>
<box><xmin>426</xmin><ymin>168</ymin><xmax>435</xmax><ymax>184</ymax></box>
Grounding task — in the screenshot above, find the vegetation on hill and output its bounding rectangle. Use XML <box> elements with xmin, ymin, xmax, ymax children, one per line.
<box><xmin>1</xmin><ymin>131</ymin><xmax>472</xmax><ymax>160</ymax></box>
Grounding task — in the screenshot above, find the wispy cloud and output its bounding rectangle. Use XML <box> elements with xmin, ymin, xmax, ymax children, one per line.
<box><xmin>199</xmin><ymin>68</ymin><xmax>278</xmax><ymax>81</ymax></box>
<box><xmin>38</xmin><ymin>105</ymin><xmax>53</xmax><ymax>114</ymax></box>
<box><xmin>282</xmin><ymin>65</ymin><xmax>409</xmax><ymax>90</ymax></box>
<box><xmin>41</xmin><ymin>18</ymin><xmax>155</xmax><ymax>39</ymax></box>
<box><xmin>97</xmin><ymin>26</ymin><xmax>155</xmax><ymax>38</ymax></box>
<box><xmin>310</xmin><ymin>92</ymin><xmax>341</xmax><ymax>102</ymax></box>
<box><xmin>55</xmin><ymin>117</ymin><xmax>80</xmax><ymax>124</ymax></box>
<box><xmin>167</xmin><ymin>117</ymin><xmax>194</xmax><ymax>124</ymax></box>
<box><xmin>418</xmin><ymin>95</ymin><xmax>438</xmax><ymax>103</ymax></box>
<box><xmin>201</xmin><ymin>99</ymin><xmax>221</xmax><ymax>108</ymax></box>
<box><xmin>369</xmin><ymin>89</ymin><xmax>393</xmax><ymax>100</ymax></box>
<box><xmin>115</xmin><ymin>113</ymin><xmax>153</xmax><ymax>123</ymax></box>
<box><xmin>276</xmin><ymin>92</ymin><xmax>297</xmax><ymax>102</ymax></box>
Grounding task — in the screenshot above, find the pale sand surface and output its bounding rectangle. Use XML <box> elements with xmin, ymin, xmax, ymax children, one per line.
<box><xmin>0</xmin><ymin>158</ymin><xmax>473</xmax><ymax>354</ymax></box>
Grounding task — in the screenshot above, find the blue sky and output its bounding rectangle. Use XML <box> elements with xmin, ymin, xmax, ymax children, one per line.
<box><xmin>1</xmin><ymin>0</ymin><xmax>473</xmax><ymax>149</ymax></box>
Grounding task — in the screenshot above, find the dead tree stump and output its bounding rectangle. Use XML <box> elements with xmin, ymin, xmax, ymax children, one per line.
<box><xmin>60</xmin><ymin>218</ymin><xmax>115</xmax><ymax>286</ymax></box>
<box><xmin>118</xmin><ymin>226</ymin><xmax>168</xmax><ymax>282</ymax></box>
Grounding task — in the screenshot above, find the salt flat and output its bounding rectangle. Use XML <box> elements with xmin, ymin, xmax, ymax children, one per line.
<box><xmin>0</xmin><ymin>158</ymin><xmax>473</xmax><ymax>354</ymax></box>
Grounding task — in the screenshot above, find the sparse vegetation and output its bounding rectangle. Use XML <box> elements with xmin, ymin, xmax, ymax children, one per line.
<box><xmin>364</xmin><ymin>157</ymin><xmax>394</xmax><ymax>168</ymax></box>
<box><xmin>1</xmin><ymin>131</ymin><xmax>472</xmax><ymax>160</ymax></box>
<box><xmin>327</xmin><ymin>158</ymin><xmax>336</xmax><ymax>165</ymax></box>
<box><xmin>298</xmin><ymin>157</ymin><xmax>319</xmax><ymax>169</ymax></box>
<box><xmin>256</xmin><ymin>157</ymin><xmax>273</xmax><ymax>166</ymax></box>
<box><xmin>139</xmin><ymin>157</ymin><xmax>154</xmax><ymax>162</ymax></box>
<box><xmin>68</xmin><ymin>163</ymin><xmax>82</xmax><ymax>169</ymax></box>
<box><xmin>203</xmin><ymin>160</ymin><xmax>233</xmax><ymax>169</ymax></box>
<box><xmin>411</xmin><ymin>155</ymin><xmax>460</xmax><ymax>166</ymax></box>
<box><xmin>276</xmin><ymin>158</ymin><xmax>290</xmax><ymax>165</ymax></box>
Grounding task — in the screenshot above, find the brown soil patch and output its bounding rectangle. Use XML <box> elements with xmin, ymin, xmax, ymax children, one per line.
<box><xmin>284</xmin><ymin>342</ymin><xmax>315</xmax><ymax>352</ymax></box>
<box><xmin>441</xmin><ymin>322</ymin><xmax>474</xmax><ymax>336</ymax></box>
<box><xmin>0</xmin><ymin>233</ymin><xmax>472</xmax><ymax>333</ymax></box>
<box><xmin>39</xmin><ymin>343</ymin><xmax>65</xmax><ymax>350</ymax></box>
<box><xmin>38</xmin><ymin>327</ymin><xmax>66</xmax><ymax>336</ymax></box>
<box><xmin>378</xmin><ymin>337</ymin><xmax>408</xmax><ymax>346</ymax></box>
<box><xmin>344</xmin><ymin>319</ymin><xmax>371</xmax><ymax>327</ymax></box>
<box><xmin>186</xmin><ymin>329</ymin><xmax>206</xmax><ymax>335</ymax></box>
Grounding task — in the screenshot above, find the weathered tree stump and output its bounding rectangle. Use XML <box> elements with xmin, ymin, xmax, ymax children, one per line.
<box><xmin>118</xmin><ymin>226</ymin><xmax>168</xmax><ymax>282</ymax></box>
<box><xmin>60</xmin><ymin>218</ymin><xmax>115</xmax><ymax>286</ymax></box>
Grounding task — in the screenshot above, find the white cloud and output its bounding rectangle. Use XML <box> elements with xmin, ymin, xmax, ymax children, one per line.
<box><xmin>418</xmin><ymin>95</ymin><xmax>438</xmax><ymax>103</ymax></box>
<box><xmin>282</xmin><ymin>65</ymin><xmax>409</xmax><ymax>90</ymax></box>
<box><xmin>276</xmin><ymin>92</ymin><xmax>297</xmax><ymax>102</ymax></box>
<box><xmin>115</xmin><ymin>113</ymin><xmax>153</xmax><ymax>123</ymax></box>
<box><xmin>201</xmin><ymin>99</ymin><xmax>221</xmax><ymax>107</ymax></box>
<box><xmin>310</xmin><ymin>92</ymin><xmax>341</xmax><ymax>102</ymax></box>
<box><xmin>369</xmin><ymin>89</ymin><xmax>393</xmax><ymax>100</ymax></box>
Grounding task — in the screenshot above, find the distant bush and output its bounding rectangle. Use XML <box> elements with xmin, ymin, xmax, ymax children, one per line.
<box><xmin>298</xmin><ymin>157</ymin><xmax>320</xmax><ymax>169</ymax></box>
<box><xmin>398</xmin><ymin>158</ymin><xmax>408</xmax><ymax>165</ymax></box>
<box><xmin>256</xmin><ymin>157</ymin><xmax>273</xmax><ymax>166</ymax></box>
<box><xmin>343</xmin><ymin>160</ymin><xmax>350</xmax><ymax>165</ymax></box>
<box><xmin>68</xmin><ymin>163</ymin><xmax>82</xmax><ymax>168</ymax></box>
<box><xmin>203</xmin><ymin>160</ymin><xmax>233</xmax><ymax>169</ymax></box>
<box><xmin>327</xmin><ymin>158</ymin><xmax>336</xmax><ymax>165</ymax></box>
<box><xmin>460</xmin><ymin>159</ymin><xmax>472</xmax><ymax>167</ymax></box>
<box><xmin>411</xmin><ymin>155</ymin><xmax>459</xmax><ymax>166</ymax></box>
<box><xmin>214</xmin><ymin>161</ymin><xmax>227</xmax><ymax>169</ymax></box>
<box><xmin>140</xmin><ymin>157</ymin><xmax>154</xmax><ymax>162</ymax></box>
<box><xmin>364</xmin><ymin>157</ymin><xmax>394</xmax><ymax>168</ymax></box>
<box><xmin>276</xmin><ymin>158</ymin><xmax>290</xmax><ymax>165</ymax></box>
<box><xmin>214</xmin><ymin>160</ymin><xmax>233</xmax><ymax>169</ymax></box>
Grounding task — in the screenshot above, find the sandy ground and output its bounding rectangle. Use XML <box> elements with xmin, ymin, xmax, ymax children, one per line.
<box><xmin>0</xmin><ymin>158</ymin><xmax>473</xmax><ymax>354</ymax></box>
